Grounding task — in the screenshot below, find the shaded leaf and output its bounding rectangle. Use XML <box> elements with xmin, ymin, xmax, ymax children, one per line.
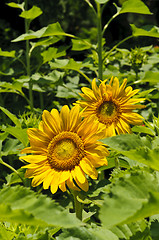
<box><xmin>72</xmin><ymin>39</ymin><xmax>92</xmax><ymax>51</ymax></box>
<box><xmin>0</xmin><ymin>106</ymin><xmax>21</xmax><ymax>127</ymax></box>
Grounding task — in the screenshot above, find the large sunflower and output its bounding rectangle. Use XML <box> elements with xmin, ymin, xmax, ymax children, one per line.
<box><xmin>20</xmin><ymin>105</ymin><xmax>108</xmax><ymax>194</ymax></box>
<box><xmin>76</xmin><ymin>77</ymin><xmax>145</xmax><ymax>137</ymax></box>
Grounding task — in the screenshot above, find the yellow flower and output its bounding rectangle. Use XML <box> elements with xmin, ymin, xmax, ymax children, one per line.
<box><xmin>76</xmin><ymin>77</ymin><xmax>145</xmax><ymax>137</ymax></box>
<box><xmin>20</xmin><ymin>105</ymin><xmax>108</xmax><ymax>194</ymax></box>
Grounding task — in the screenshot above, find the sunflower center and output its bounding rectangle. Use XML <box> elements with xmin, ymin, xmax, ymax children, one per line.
<box><xmin>99</xmin><ymin>101</ymin><xmax>117</xmax><ymax>117</ymax></box>
<box><xmin>47</xmin><ymin>131</ymin><xmax>85</xmax><ymax>171</ymax></box>
<box><xmin>96</xmin><ymin>100</ymin><xmax>120</xmax><ymax>125</ymax></box>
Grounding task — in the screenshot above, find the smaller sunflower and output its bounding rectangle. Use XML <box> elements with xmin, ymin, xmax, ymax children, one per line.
<box><xmin>76</xmin><ymin>77</ymin><xmax>145</xmax><ymax>137</ymax></box>
<box><xmin>20</xmin><ymin>105</ymin><xmax>108</xmax><ymax>194</ymax></box>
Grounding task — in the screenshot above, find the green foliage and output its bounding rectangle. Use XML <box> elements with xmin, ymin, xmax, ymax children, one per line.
<box><xmin>0</xmin><ymin>0</ymin><xmax>159</xmax><ymax>239</ymax></box>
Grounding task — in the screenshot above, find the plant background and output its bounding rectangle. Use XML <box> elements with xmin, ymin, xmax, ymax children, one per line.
<box><xmin>0</xmin><ymin>0</ymin><xmax>159</xmax><ymax>239</ymax></box>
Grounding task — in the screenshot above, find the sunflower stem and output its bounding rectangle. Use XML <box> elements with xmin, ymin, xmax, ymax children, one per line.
<box><xmin>96</xmin><ymin>2</ymin><xmax>103</xmax><ymax>80</ymax></box>
<box><xmin>115</xmin><ymin>157</ymin><xmax>120</xmax><ymax>169</ymax></box>
<box><xmin>71</xmin><ymin>190</ymin><xmax>83</xmax><ymax>221</ymax></box>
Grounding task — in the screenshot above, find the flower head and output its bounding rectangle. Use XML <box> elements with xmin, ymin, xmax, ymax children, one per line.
<box><xmin>20</xmin><ymin>105</ymin><xmax>108</xmax><ymax>194</ymax></box>
<box><xmin>76</xmin><ymin>77</ymin><xmax>145</xmax><ymax>137</ymax></box>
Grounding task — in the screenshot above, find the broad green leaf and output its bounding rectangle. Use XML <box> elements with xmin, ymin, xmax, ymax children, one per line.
<box><xmin>99</xmin><ymin>168</ymin><xmax>159</xmax><ymax>228</ymax></box>
<box><xmin>0</xmin><ymin>186</ymin><xmax>81</xmax><ymax>227</ymax></box>
<box><xmin>57</xmin><ymin>226</ymin><xmax>118</xmax><ymax>240</ymax></box>
<box><xmin>19</xmin><ymin>6</ymin><xmax>43</xmax><ymax>20</ymax></box>
<box><xmin>4</xmin><ymin>127</ymin><xmax>28</xmax><ymax>147</ymax></box>
<box><xmin>122</xmin><ymin>147</ymin><xmax>159</xmax><ymax>172</ymax></box>
<box><xmin>0</xmin><ymin>48</ymin><xmax>15</xmax><ymax>58</ymax></box>
<box><xmin>119</xmin><ymin>0</ymin><xmax>152</xmax><ymax>15</ymax></box>
<box><xmin>41</xmin><ymin>47</ymin><xmax>66</xmax><ymax>64</ymax></box>
<box><xmin>7</xmin><ymin>2</ymin><xmax>24</xmax><ymax>10</ymax></box>
<box><xmin>102</xmin><ymin>134</ymin><xmax>159</xmax><ymax>171</ymax></box>
<box><xmin>12</xmin><ymin>22</ymin><xmax>74</xmax><ymax>42</ymax></box>
<box><xmin>141</xmin><ymin>71</ymin><xmax>159</xmax><ymax>84</ymax></box>
<box><xmin>72</xmin><ymin>39</ymin><xmax>92</xmax><ymax>51</ymax></box>
<box><xmin>102</xmin><ymin>134</ymin><xmax>144</xmax><ymax>151</ymax></box>
<box><xmin>131</xmin><ymin>24</ymin><xmax>159</xmax><ymax>38</ymax></box>
<box><xmin>50</xmin><ymin>58</ymin><xmax>82</xmax><ymax>72</ymax></box>
<box><xmin>0</xmin><ymin>106</ymin><xmax>21</xmax><ymax>127</ymax></box>
<box><xmin>111</xmin><ymin>220</ymin><xmax>150</xmax><ymax>240</ymax></box>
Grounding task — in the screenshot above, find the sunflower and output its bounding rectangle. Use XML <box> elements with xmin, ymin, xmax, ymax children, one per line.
<box><xmin>76</xmin><ymin>77</ymin><xmax>145</xmax><ymax>137</ymax></box>
<box><xmin>20</xmin><ymin>105</ymin><xmax>108</xmax><ymax>194</ymax></box>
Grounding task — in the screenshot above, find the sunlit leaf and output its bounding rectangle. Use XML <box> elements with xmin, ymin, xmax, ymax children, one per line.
<box><xmin>0</xmin><ymin>186</ymin><xmax>81</xmax><ymax>227</ymax></box>
<box><xmin>19</xmin><ymin>6</ymin><xmax>43</xmax><ymax>20</ymax></box>
<box><xmin>132</xmin><ymin>125</ymin><xmax>155</xmax><ymax>136</ymax></box>
<box><xmin>95</xmin><ymin>0</ymin><xmax>110</xmax><ymax>4</ymax></box>
<box><xmin>12</xmin><ymin>22</ymin><xmax>74</xmax><ymax>42</ymax></box>
<box><xmin>4</xmin><ymin>127</ymin><xmax>28</xmax><ymax>147</ymax></box>
<box><xmin>0</xmin><ymin>48</ymin><xmax>16</xmax><ymax>58</ymax></box>
<box><xmin>119</xmin><ymin>0</ymin><xmax>152</xmax><ymax>15</ymax></box>
<box><xmin>0</xmin><ymin>223</ymin><xmax>15</xmax><ymax>240</ymax></box>
<box><xmin>7</xmin><ymin>2</ymin><xmax>24</xmax><ymax>10</ymax></box>
<box><xmin>131</xmin><ymin>24</ymin><xmax>159</xmax><ymax>38</ymax></box>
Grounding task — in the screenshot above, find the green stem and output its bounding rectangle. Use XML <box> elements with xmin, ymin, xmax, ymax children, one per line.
<box><xmin>102</xmin><ymin>12</ymin><xmax>119</xmax><ymax>36</ymax></box>
<box><xmin>0</xmin><ymin>159</ymin><xmax>24</xmax><ymax>184</ymax></box>
<box><xmin>115</xmin><ymin>157</ymin><xmax>120</xmax><ymax>169</ymax></box>
<box><xmin>72</xmin><ymin>190</ymin><xmax>83</xmax><ymax>221</ymax></box>
<box><xmin>96</xmin><ymin>2</ymin><xmax>103</xmax><ymax>80</ymax></box>
<box><xmin>24</xmin><ymin>0</ymin><xmax>33</xmax><ymax>112</ymax></box>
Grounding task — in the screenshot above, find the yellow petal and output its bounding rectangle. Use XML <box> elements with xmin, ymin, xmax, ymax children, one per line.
<box><xmin>60</xmin><ymin>105</ymin><xmax>70</xmax><ymax>131</ymax></box>
<box><xmin>20</xmin><ymin>154</ymin><xmax>47</xmax><ymax>163</ymax></box>
<box><xmin>31</xmin><ymin>169</ymin><xmax>50</xmax><ymax>187</ymax></box>
<box><xmin>50</xmin><ymin>172</ymin><xmax>61</xmax><ymax>194</ymax></box>
<box><xmin>42</xmin><ymin>110</ymin><xmax>60</xmax><ymax>135</ymax></box>
<box><xmin>80</xmin><ymin>158</ymin><xmax>98</xmax><ymax>179</ymax></box>
<box><xmin>72</xmin><ymin>166</ymin><xmax>89</xmax><ymax>192</ymax></box>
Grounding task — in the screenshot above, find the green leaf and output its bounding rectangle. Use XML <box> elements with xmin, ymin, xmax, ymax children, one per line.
<box><xmin>119</xmin><ymin>0</ymin><xmax>152</xmax><ymax>15</ymax></box>
<box><xmin>0</xmin><ymin>48</ymin><xmax>16</xmax><ymax>58</ymax></box>
<box><xmin>0</xmin><ymin>186</ymin><xmax>81</xmax><ymax>227</ymax></box>
<box><xmin>19</xmin><ymin>6</ymin><xmax>43</xmax><ymax>21</ymax></box>
<box><xmin>102</xmin><ymin>134</ymin><xmax>144</xmax><ymax>151</ymax></box>
<box><xmin>95</xmin><ymin>0</ymin><xmax>110</xmax><ymax>4</ymax></box>
<box><xmin>0</xmin><ymin>223</ymin><xmax>15</xmax><ymax>240</ymax></box>
<box><xmin>141</xmin><ymin>71</ymin><xmax>159</xmax><ymax>84</ymax></box>
<box><xmin>1</xmin><ymin>138</ymin><xmax>23</xmax><ymax>156</ymax></box>
<box><xmin>7</xmin><ymin>2</ymin><xmax>24</xmax><ymax>10</ymax></box>
<box><xmin>102</xmin><ymin>134</ymin><xmax>159</xmax><ymax>171</ymax></box>
<box><xmin>132</xmin><ymin>125</ymin><xmax>155</xmax><ymax>136</ymax></box>
<box><xmin>131</xmin><ymin>24</ymin><xmax>159</xmax><ymax>38</ymax></box>
<box><xmin>111</xmin><ymin>220</ymin><xmax>150</xmax><ymax>240</ymax></box>
<box><xmin>72</xmin><ymin>39</ymin><xmax>92</xmax><ymax>51</ymax></box>
<box><xmin>0</xmin><ymin>106</ymin><xmax>21</xmax><ymax>127</ymax></box>
<box><xmin>58</xmin><ymin>226</ymin><xmax>118</xmax><ymax>240</ymax></box>
<box><xmin>4</xmin><ymin>127</ymin><xmax>28</xmax><ymax>147</ymax></box>
<box><xmin>99</xmin><ymin>168</ymin><xmax>159</xmax><ymax>228</ymax></box>
<box><xmin>12</xmin><ymin>22</ymin><xmax>74</xmax><ymax>42</ymax></box>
